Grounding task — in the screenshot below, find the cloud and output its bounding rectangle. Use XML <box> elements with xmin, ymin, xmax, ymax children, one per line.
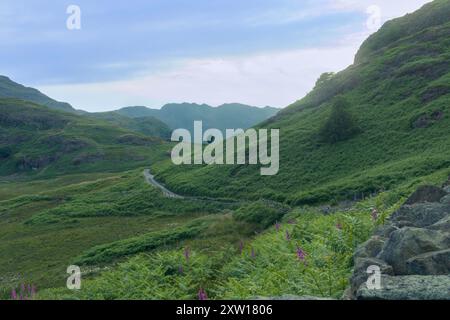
<box><xmin>38</xmin><ymin>44</ymin><xmax>359</xmax><ymax>112</ymax></box>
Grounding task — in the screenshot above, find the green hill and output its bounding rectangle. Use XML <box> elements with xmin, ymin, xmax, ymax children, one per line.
<box><xmin>0</xmin><ymin>76</ymin><xmax>75</xmax><ymax>113</ymax></box>
<box><xmin>152</xmin><ymin>0</ymin><xmax>450</xmax><ymax>204</ymax></box>
<box><xmin>117</xmin><ymin>103</ymin><xmax>280</xmax><ymax>135</ymax></box>
<box><xmin>89</xmin><ymin>112</ymin><xmax>172</xmax><ymax>139</ymax></box>
<box><xmin>0</xmin><ymin>99</ymin><xmax>168</xmax><ymax>178</ymax></box>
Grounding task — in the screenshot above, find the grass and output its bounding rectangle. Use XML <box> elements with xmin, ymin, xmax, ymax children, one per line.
<box><xmin>35</xmin><ymin>189</ymin><xmax>406</xmax><ymax>300</ymax></box>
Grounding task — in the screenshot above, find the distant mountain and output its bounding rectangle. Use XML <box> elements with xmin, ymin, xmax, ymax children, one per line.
<box><xmin>0</xmin><ymin>98</ymin><xmax>167</xmax><ymax>177</ymax></box>
<box><xmin>0</xmin><ymin>76</ymin><xmax>75</xmax><ymax>113</ymax></box>
<box><xmin>116</xmin><ymin>103</ymin><xmax>280</xmax><ymax>136</ymax></box>
<box><xmin>90</xmin><ymin>112</ymin><xmax>172</xmax><ymax>139</ymax></box>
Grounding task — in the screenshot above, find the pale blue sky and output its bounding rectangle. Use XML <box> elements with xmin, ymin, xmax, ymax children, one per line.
<box><xmin>0</xmin><ymin>0</ymin><xmax>431</xmax><ymax>111</ymax></box>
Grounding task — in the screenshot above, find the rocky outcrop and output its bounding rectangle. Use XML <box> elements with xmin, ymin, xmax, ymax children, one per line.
<box><xmin>356</xmin><ymin>275</ymin><xmax>450</xmax><ymax>300</ymax></box>
<box><xmin>349</xmin><ymin>185</ymin><xmax>450</xmax><ymax>300</ymax></box>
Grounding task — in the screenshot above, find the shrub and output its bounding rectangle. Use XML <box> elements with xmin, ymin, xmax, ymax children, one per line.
<box><xmin>319</xmin><ymin>96</ymin><xmax>360</xmax><ymax>144</ymax></box>
<box><xmin>233</xmin><ymin>200</ymin><xmax>290</xmax><ymax>229</ymax></box>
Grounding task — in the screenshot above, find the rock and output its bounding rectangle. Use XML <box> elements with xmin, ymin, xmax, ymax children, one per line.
<box><xmin>377</xmin><ymin>228</ymin><xmax>448</xmax><ymax>275</ymax></box>
<box><xmin>374</xmin><ymin>225</ymin><xmax>399</xmax><ymax>238</ymax></box>
<box><xmin>354</xmin><ymin>236</ymin><xmax>386</xmax><ymax>258</ymax></box>
<box><xmin>389</xmin><ymin>202</ymin><xmax>450</xmax><ymax>228</ymax></box>
<box><xmin>440</xmin><ymin>194</ymin><xmax>450</xmax><ymax>204</ymax></box>
<box><xmin>406</xmin><ymin>249</ymin><xmax>450</xmax><ymax>275</ymax></box>
<box><xmin>404</xmin><ymin>185</ymin><xmax>447</xmax><ymax>205</ymax></box>
<box><xmin>350</xmin><ymin>257</ymin><xmax>393</xmax><ymax>297</ymax></box>
<box><xmin>428</xmin><ymin>215</ymin><xmax>450</xmax><ymax>232</ymax></box>
<box><xmin>356</xmin><ymin>275</ymin><xmax>450</xmax><ymax>300</ymax></box>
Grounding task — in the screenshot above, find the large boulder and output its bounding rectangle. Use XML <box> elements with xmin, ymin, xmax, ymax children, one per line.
<box><xmin>356</xmin><ymin>275</ymin><xmax>450</xmax><ymax>300</ymax></box>
<box><xmin>406</xmin><ymin>249</ymin><xmax>450</xmax><ymax>275</ymax></box>
<box><xmin>389</xmin><ymin>202</ymin><xmax>450</xmax><ymax>228</ymax></box>
<box><xmin>350</xmin><ymin>185</ymin><xmax>450</xmax><ymax>300</ymax></box>
<box><xmin>377</xmin><ymin>227</ymin><xmax>448</xmax><ymax>275</ymax></box>
<box><xmin>404</xmin><ymin>185</ymin><xmax>447</xmax><ymax>205</ymax></box>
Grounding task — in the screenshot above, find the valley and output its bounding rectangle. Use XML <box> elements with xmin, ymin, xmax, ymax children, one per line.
<box><xmin>1</xmin><ymin>0</ymin><xmax>450</xmax><ymax>301</ymax></box>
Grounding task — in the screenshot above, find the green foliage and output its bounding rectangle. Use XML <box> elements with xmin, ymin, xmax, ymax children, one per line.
<box><xmin>74</xmin><ymin>219</ymin><xmax>212</xmax><ymax>265</ymax></box>
<box><xmin>318</xmin><ymin>97</ymin><xmax>360</xmax><ymax>144</ymax></box>
<box><xmin>233</xmin><ymin>200</ymin><xmax>290</xmax><ymax>229</ymax></box>
<box><xmin>151</xmin><ymin>3</ymin><xmax>450</xmax><ymax>205</ymax></box>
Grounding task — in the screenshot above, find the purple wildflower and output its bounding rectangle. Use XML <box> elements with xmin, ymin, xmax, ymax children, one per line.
<box><xmin>184</xmin><ymin>247</ymin><xmax>190</xmax><ymax>262</ymax></box>
<box><xmin>296</xmin><ymin>247</ymin><xmax>306</xmax><ymax>261</ymax></box>
<box><xmin>336</xmin><ymin>223</ymin><xmax>343</xmax><ymax>230</ymax></box>
<box><xmin>11</xmin><ymin>288</ymin><xmax>17</xmax><ymax>300</ymax></box>
<box><xmin>178</xmin><ymin>265</ymin><xmax>184</xmax><ymax>275</ymax></box>
<box><xmin>239</xmin><ymin>241</ymin><xmax>244</xmax><ymax>254</ymax></box>
<box><xmin>285</xmin><ymin>230</ymin><xmax>291</xmax><ymax>241</ymax></box>
<box><xmin>198</xmin><ymin>288</ymin><xmax>208</xmax><ymax>300</ymax></box>
<box><xmin>250</xmin><ymin>247</ymin><xmax>256</xmax><ymax>259</ymax></box>
<box><xmin>275</xmin><ymin>222</ymin><xmax>281</xmax><ymax>232</ymax></box>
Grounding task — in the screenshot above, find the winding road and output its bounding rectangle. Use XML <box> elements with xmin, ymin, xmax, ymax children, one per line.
<box><xmin>143</xmin><ymin>169</ymin><xmax>184</xmax><ymax>199</ymax></box>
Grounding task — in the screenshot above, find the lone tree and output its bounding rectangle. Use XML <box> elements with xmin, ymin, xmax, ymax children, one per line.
<box><xmin>319</xmin><ymin>96</ymin><xmax>360</xmax><ymax>144</ymax></box>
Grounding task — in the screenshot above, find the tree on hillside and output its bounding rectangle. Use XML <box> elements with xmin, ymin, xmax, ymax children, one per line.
<box><xmin>319</xmin><ymin>96</ymin><xmax>360</xmax><ymax>144</ymax></box>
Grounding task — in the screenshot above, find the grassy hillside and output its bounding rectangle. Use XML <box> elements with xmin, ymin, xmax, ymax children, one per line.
<box><xmin>117</xmin><ymin>103</ymin><xmax>280</xmax><ymax>135</ymax></box>
<box><xmin>2</xmin><ymin>0</ymin><xmax>450</xmax><ymax>301</ymax></box>
<box><xmin>89</xmin><ymin>112</ymin><xmax>172</xmax><ymax>139</ymax></box>
<box><xmin>151</xmin><ymin>0</ymin><xmax>450</xmax><ymax>205</ymax></box>
<box><xmin>0</xmin><ymin>76</ymin><xmax>75</xmax><ymax>113</ymax></box>
<box><xmin>0</xmin><ymin>99</ymin><xmax>169</xmax><ymax>178</ymax></box>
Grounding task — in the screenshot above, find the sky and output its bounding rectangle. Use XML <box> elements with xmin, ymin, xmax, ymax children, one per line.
<box><xmin>0</xmin><ymin>0</ymin><xmax>432</xmax><ymax>112</ymax></box>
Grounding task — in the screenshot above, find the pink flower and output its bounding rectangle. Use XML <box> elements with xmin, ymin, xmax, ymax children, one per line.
<box><xmin>198</xmin><ymin>288</ymin><xmax>208</xmax><ymax>300</ymax></box>
<box><xmin>11</xmin><ymin>288</ymin><xmax>17</xmax><ymax>300</ymax></box>
<box><xmin>371</xmin><ymin>209</ymin><xmax>379</xmax><ymax>221</ymax></box>
<box><xmin>275</xmin><ymin>222</ymin><xmax>281</xmax><ymax>232</ymax></box>
<box><xmin>184</xmin><ymin>247</ymin><xmax>190</xmax><ymax>262</ymax></box>
<box><xmin>239</xmin><ymin>241</ymin><xmax>244</xmax><ymax>254</ymax></box>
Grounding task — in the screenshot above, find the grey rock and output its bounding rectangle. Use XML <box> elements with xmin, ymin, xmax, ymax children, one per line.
<box><xmin>405</xmin><ymin>185</ymin><xmax>447</xmax><ymax>205</ymax></box>
<box><xmin>354</xmin><ymin>236</ymin><xmax>386</xmax><ymax>258</ymax></box>
<box><xmin>443</xmin><ymin>186</ymin><xmax>450</xmax><ymax>193</ymax></box>
<box><xmin>390</xmin><ymin>202</ymin><xmax>449</xmax><ymax>228</ymax></box>
<box><xmin>374</xmin><ymin>225</ymin><xmax>399</xmax><ymax>238</ymax></box>
<box><xmin>377</xmin><ymin>228</ymin><xmax>448</xmax><ymax>275</ymax></box>
<box><xmin>428</xmin><ymin>215</ymin><xmax>450</xmax><ymax>232</ymax></box>
<box><xmin>356</xmin><ymin>275</ymin><xmax>450</xmax><ymax>300</ymax></box>
<box><xmin>406</xmin><ymin>249</ymin><xmax>450</xmax><ymax>275</ymax></box>
<box><xmin>440</xmin><ymin>194</ymin><xmax>450</xmax><ymax>204</ymax></box>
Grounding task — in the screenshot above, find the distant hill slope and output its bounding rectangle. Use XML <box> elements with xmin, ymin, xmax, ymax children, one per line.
<box><xmin>89</xmin><ymin>112</ymin><xmax>172</xmax><ymax>139</ymax></box>
<box><xmin>117</xmin><ymin>103</ymin><xmax>280</xmax><ymax>135</ymax></box>
<box><xmin>0</xmin><ymin>76</ymin><xmax>75</xmax><ymax>113</ymax></box>
<box><xmin>0</xmin><ymin>99</ymin><xmax>168</xmax><ymax>178</ymax></box>
<box><xmin>152</xmin><ymin>0</ymin><xmax>450</xmax><ymax>204</ymax></box>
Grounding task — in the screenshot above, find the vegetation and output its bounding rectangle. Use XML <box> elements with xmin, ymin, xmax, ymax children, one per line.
<box><xmin>318</xmin><ymin>97</ymin><xmax>360</xmax><ymax>144</ymax></box>
<box><xmin>151</xmin><ymin>0</ymin><xmax>450</xmax><ymax>205</ymax></box>
<box><xmin>1</xmin><ymin>0</ymin><xmax>450</xmax><ymax>301</ymax></box>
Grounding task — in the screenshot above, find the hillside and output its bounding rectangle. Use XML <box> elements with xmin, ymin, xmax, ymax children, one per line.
<box><xmin>117</xmin><ymin>103</ymin><xmax>280</xmax><ymax>135</ymax></box>
<box><xmin>89</xmin><ymin>112</ymin><xmax>172</xmax><ymax>139</ymax></box>
<box><xmin>0</xmin><ymin>99</ymin><xmax>169</xmax><ymax>178</ymax></box>
<box><xmin>152</xmin><ymin>0</ymin><xmax>450</xmax><ymax>205</ymax></box>
<box><xmin>0</xmin><ymin>76</ymin><xmax>75</xmax><ymax>113</ymax></box>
